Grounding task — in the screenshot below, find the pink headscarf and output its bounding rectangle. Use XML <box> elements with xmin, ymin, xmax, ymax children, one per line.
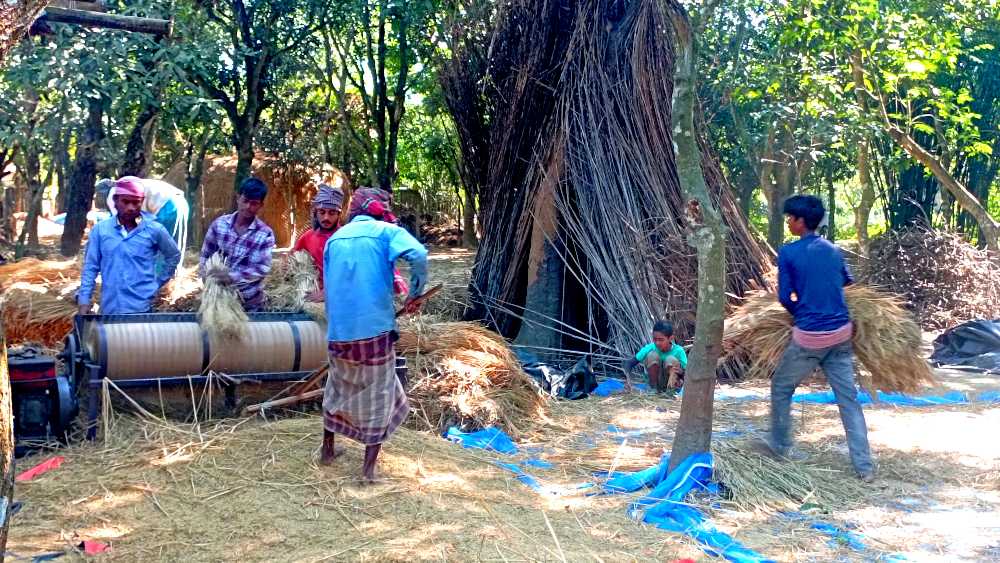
<box><xmin>114</xmin><ymin>176</ymin><xmax>145</xmax><ymax>199</ymax></box>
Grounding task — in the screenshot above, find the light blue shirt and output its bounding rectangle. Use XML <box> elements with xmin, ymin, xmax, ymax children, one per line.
<box><xmin>78</xmin><ymin>212</ymin><xmax>181</xmax><ymax>314</ymax></box>
<box><xmin>323</xmin><ymin>215</ymin><xmax>428</xmax><ymax>342</ymax></box>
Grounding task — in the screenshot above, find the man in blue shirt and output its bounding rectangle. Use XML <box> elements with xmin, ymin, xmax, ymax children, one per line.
<box><xmin>78</xmin><ymin>177</ymin><xmax>181</xmax><ymax>315</ymax></box>
<box><xmin>320</xmin><ymin>187</ymin><xmax>428</xmax><ymax>483</ymax></box>
<box><xmin>767</xmin><ymin>195</ymin><xmax>874</xmax><ymax>482</ymax></box>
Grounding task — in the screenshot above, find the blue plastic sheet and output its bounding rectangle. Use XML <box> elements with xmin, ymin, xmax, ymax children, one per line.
<box><xmin>592</xmin><ymin>379</ymin><xmax>650</xmax><ymax>396</ymax></box>
<box><xmin>616</xmin><ymin>453</ymin><xmax>775</xmax><ymax>563</ymax></box>
<box><xmin>445</xmin><ymin>427</ymin><xmax>518</xmax><ymax>455</ymax></box>
<box><xmin>603</xmin><ymin>455</ymin><xmax>669</xmax><ymax>494</ymax></box>
<box><xmin>495</xmin><ymin>462</ymin><xmax>544</xmax><ymax>492</ymax></box>
<box><xmin>789</xmin><ymin>389</ymin><xmax>996</xmax><ymax>406</ymax></box>
<box><xmin>782</xmin><ymin>513</ymin><xmax>907</xmax><ymax>561</ymax></box>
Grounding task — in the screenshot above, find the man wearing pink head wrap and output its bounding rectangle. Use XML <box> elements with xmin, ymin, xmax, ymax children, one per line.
<box><xmin>78</xmin><ymin>177</ymin><xmax>181</xmax><ymax>314</ymax></box>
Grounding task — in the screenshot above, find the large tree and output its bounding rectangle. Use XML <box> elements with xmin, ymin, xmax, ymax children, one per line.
<box><xmin>181</xmin><ymin>0</ymin><xmax>331</xmax><ymax>192</ymax></box>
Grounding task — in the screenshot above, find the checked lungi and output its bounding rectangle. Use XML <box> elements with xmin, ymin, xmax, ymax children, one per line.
<box><xmin>323</xmin><ymin>332</ymin><xmax>409</xmax><ymax>445</ymax></box>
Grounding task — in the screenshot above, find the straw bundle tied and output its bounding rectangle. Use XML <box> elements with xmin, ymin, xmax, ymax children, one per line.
<box><xmin>198</xmin><ymin>254</ymin><xmax>248</xmax><ymax>341</ymax></box>
<box><xmin>722</xmin><ymin>285</ymin><xmax>935</xmax><ymax>393</ymax></box>
<box><xmin>397</xmin><ymin>317</ymin><xmax>548</xmax><ymax>437</ymax></box>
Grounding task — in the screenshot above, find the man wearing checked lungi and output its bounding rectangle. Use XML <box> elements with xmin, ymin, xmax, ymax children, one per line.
<box><xmin>320</xmin><ymin>187</ymin><xmax>428</xmax><ymax>483</ymax></box>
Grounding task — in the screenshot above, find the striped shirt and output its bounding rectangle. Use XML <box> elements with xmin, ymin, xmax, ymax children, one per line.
<box><xmin>199</xmin><ymin>212</ymin><xmax>275</xmax><ymax>310</ymax></box>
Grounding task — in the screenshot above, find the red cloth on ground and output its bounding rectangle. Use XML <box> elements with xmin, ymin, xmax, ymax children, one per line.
<box><xmin>292</xmin><ymin>228</ymin><xmax>336</xmax><ymax>287</ymax></box>
<box><xmin>16</xmin><ymin>456</ymin><xmax>65</xmax><ymax>482</ymax></box>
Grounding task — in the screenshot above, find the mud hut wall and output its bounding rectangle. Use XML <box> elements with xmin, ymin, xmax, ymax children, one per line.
<box><xmin>163</xmin><ymin>155</ymin><xmax>348</xmax><ymax>247</ymax></box>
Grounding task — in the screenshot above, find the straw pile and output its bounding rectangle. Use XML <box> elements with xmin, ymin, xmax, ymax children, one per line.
<box><xmin>397</xmin><ymin>317</ymin><xmax>548</xmax><ymax>437</ymax></box>
<box><xmin>0</xmin><ymin>285</ymin><xmax>77</xmax><ymax>346</ymax></box>
<box><xmin>721</xmin><ymin>285</ymin><xmax>935</xmax><ymax>393</ymax></box>
<box><xmin>263</xmin><ymin>250</ymin><xmax>318</xmax><ymax>312</ymax></box>
<box><xmin>0</xmin><ymin>258</ymin><xmax>82</xmax><ymax>346</ymax></box>
<box><xmin>198</xmin><ymin>254</ymin><xmax>248</xmax><ymax>341</ymax></box>
<box><xmin>866</xmin><ymin>226</ymin><xmax>1000</xmax><ymax>329</ymax></box>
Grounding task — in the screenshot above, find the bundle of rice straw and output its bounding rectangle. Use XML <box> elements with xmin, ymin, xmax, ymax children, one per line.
<box><xmin>264</xmin><ymin>251</ymin><xmax>318</xmax><ymax>311</ymax></box>
<box><xmin>396</xmin><ymin>317</ymin><xmax>548</xmax><ymax>437</ymax></box>
<box><xmin>198</xmin><ymin>254</ymin><xmax>248</xmax><ymax>341</ymax></box>
<box><xmin>0</xmin><ymin>285</ymin><xmax>77</xmax><ymax>346</ymax></box>
<box><xmin>721</xmin><ymin>285</ymin><xmax>935</xmax><ymax>394</ymax></box>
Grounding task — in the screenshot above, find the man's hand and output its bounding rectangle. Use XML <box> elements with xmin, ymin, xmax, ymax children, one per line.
<box><xmin>208</xmin><ymin>270</ymin><xmax>232</xmax><ymax>286</ymax></box>
<box><xmin>306</xmin><ymin>289</ymin><xmax>324</xmax><ymax>303</ymax></box>
<box><xmin>78</xmin><ymin>303</ymin><xmax>93</xmax><ymax>316</ymax></box>
<box><xmin>401</xmin><ymin>296</ymin><xmax>423</xmax><ymax>316</ymax></box>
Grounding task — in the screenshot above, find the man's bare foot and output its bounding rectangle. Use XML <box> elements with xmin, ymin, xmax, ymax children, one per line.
<box><xmin>319</xmin><ymin>445</ymin><xmax>345</xmax><ymax>466</ymax></box>
<box><xmin>359</xmin><ymin>469</ymin><xmax>382</xmax><ymax>485</ymax></box>
<box><xmin>320</xmin><ymin>430</ymin><xmax>345</xmax><ymax>466</ymax></box>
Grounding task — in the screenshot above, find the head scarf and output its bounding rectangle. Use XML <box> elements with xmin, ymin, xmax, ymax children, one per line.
<box><xmin>313</xmin><ymin>184</ymin><xmax>344</xmax><ymax>210</ymax></box>
<box><xmin>349</xmin><ymin>187</ymin><xmax>396</xmax><ymax>223</ymax></box>
<box><xmin>114</xmin><ymin>176</ymin><xmax>145</xmax><ymax>199</ymax></box>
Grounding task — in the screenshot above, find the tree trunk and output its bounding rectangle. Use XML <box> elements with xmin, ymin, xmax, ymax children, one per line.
<box><xmin>514</xmin><ymin>181</ymin><xmax>563</xmax><ymax>351</ymax></box>
<box><xmin>15</xmin><ymin>148</ymin><xmax>43</xmax><ymax>258</ymax></box>
<box><xmin>854</xmin><ymin>141</ymin><xmax>875</xmax><ymax>252</ymax></box>
<box><xmin>60</xmin><ymin>95</ymin><xmax>104</xmax><ymax>257</ymax></box>
<box><xmin>55</xmin><ymin>130</ymin><xmax>71</xmax><ymax>213</ymax></box>
<box><xmin>462</xmin><ymin>188</ymin><xmax>478</xmax><ymax>247</ymax></box>
<box><xmin>826</xmin><ymin>170</ymin><xmax>836</xmax><ymax>241</ymax></box>
<box><xmin>0</xmin><ymin>322</ymin><xmax>16</xmax><ymax>556</ymax></box>
<box><xmin>887</xmin><ymin>126</ymin><xmax>1000</xmax><ymax>251</ymax></box>
<box><xmin>185</xmin><ymin>129</ymin><xmax>212</xmax><ymax>249</ymax></box>
<box><xmin>233</xmin><ymin>126</ymin><xmax>254</xmax><ymax>199</ymax></box>
<box><xmin>120</xmin><ymin>103</ymin><xmax>159</xmax><ymax>177</ymax></box>
<box><xmin>667</xmin><ymin>4</ymin><xmax>727</xmax><ymax>471</ymax></box>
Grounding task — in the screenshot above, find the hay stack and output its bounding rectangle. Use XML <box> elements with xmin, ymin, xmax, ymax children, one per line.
<box><xmin>0</xmin><ymin>285</ymin><xmax>77</xmax><ymax>346</ymax></box>
<box><xmin>264</xmin><ymin>251</ymin><xmax>318</xmax><ymax>312</ymax></box>
<box><xmin>198</xmin><ymin>254</ymin><xmax>248</xmax><ymax>341</ymax></box>
<box><xmin>397</xmin><ymin>317</ymin><xmax>547</xmax><ymax>437</ymax></box>
<box><xmin>866</xmin><ymin>226</ymin><xmax>1000</xmax><ymax>329</ymax></box>
<box><xmin>722</xmin><ymin>285</ymin><xmax>935</xmax><ymax>393</ymax></box>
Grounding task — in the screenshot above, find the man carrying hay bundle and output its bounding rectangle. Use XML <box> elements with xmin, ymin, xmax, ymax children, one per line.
<box><xmin>319</xmin><ymin>187</ymin><xmax>428</xmax><ymax>483</ymax></box>
<box><xmin>764</xmin><ymin>195</ymin><xmax>875</xmax><ymax>483</ymax></box>
<box><xmin>198</xmin><ymin>178</ymin><xmax>276</xmax><ymax>312</ymax></box>
<box><xmin>78</xmin><ymin>177</ymin><xmax>181</xmax><ymax>315</ymax></box>
<box><xmin>292</xmin><ymin>184</ymin><xmax>343</xmax><ymax>296</ymax></box>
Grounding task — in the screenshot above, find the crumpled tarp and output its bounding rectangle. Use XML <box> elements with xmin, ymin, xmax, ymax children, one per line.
<box><xmin>931</xmin><ymin>319</ymin><xmax>1000</xmax><ymax>372</ymax></box>
<box><xmin>791</xmin><ymin>390</ymin><xmax>1000</xmax><ymax>406</ymax></box>
<box><xmin>445</xmin><ymin>427</ymin><xmax>518</xmax><ymax>455</ymax></box>
<box><xmin>781</xmin><ymin>512</ymin><xmax>907</xmax><ymax>561</ymax></box>
<box><xmin>592</xmin><ymin>379</ymin><xmax>650</xmax><ymax>396</ymax></box>
<box><xmin>613</xmin><ymin>453</ymin><xmax>775</xmax><ymax>563</ymax></box>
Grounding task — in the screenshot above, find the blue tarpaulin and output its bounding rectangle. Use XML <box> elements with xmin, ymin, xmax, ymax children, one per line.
<box><xmin>781</xmin><ymin>512</ymin><xmax>907</xmax><ymax>561</ymax></box>
<box><xmin>446</xmin><ymin>427</ymin><xmax>518</xmax><ymax>455</ymax></box>
<box><xmin>592</xmin><ymin>379</ymin><xmax>650</xmax><ymax>396</ymax></box>
<box><xmin>615</xmin><ymin>453</ymin><xmax>775</xmax><ymax>563</ymax></box>
<box><xmin>790</xmin><ymin>389</ymin><xmax>1000</xmax><ymax>406</ymax></box>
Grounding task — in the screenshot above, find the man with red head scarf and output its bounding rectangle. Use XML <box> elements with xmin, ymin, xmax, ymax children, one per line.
<box><xmin>78</xmin><ymin>177</ymin><xmax>182</xmax><ymax>314</ymax></box>
<box><xmin>292</xmin><ymin>184</ymin><xmax>344</xmax><ymax>291</ymax></box>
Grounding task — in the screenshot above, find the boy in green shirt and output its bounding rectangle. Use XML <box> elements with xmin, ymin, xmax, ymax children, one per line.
<box><xmin>623</xmin><ymin>320</ymin><xmax>688</xmax><ymax>393</ymax></box>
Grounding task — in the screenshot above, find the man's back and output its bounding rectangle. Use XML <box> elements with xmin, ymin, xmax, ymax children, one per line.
<box><xmin>777</xmin><ymin>234</ymin><xmax>853</xmax><ymax>331</ymax></box>
<box><xmin>324</xmin><ymin>216</ymin><xmax>427</xmax><ymax>342</ymax></box>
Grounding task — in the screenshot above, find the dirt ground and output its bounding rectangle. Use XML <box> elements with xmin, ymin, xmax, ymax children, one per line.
<box><xmin>7</xmin><ymin>366</ymin><xmax>1000</xmax><ymax>562</ymax></box>
<box><xmin>5</xmin><ymin>248</ymin><xmax>1000</xmax><ymax>562</ymax></box>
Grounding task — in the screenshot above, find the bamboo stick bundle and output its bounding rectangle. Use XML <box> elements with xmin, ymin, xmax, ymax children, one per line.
<box><xmin>721</xmin><ymin>285</ymin><xmax>936</xmax><ymax>393</ymax></box>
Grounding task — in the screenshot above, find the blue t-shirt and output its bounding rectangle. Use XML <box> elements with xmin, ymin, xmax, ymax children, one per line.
<box><xmin>777</xmin><ymin>234</ymin><xmax>853</xmax><ymax>331</ymax></box>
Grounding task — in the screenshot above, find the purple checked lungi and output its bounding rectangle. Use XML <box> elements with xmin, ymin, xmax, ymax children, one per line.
<box><xmin>323</xmin><ymin>331</ymin><xmax>409</xmax><ymax>445</ymax></box>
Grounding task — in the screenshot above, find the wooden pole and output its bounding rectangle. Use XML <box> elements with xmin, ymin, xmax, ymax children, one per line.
<box><xmin>41</xmin><ymin>7</ymin><xmax>172</xmax><ymax>36</ymax></box>
<box><xmin>242</xmin><ymin>388</ymin><xmax>324</xmax><ymax>416</ymax></box>
<box><xmin>0</xmin><ymin>317</ymin><xmax>16</xmax><ymax>556</ymax></box>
